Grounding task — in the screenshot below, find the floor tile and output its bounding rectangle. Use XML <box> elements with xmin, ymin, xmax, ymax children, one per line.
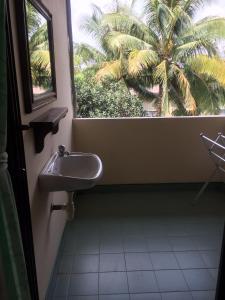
<box><xmin>127</xmin><ymin>271</ymin><xmax>158</xmax><ymax>293</ymax></box>
<box><xmin>47</xmin><ymin>189</ymin><xmax>225</xmax><ymax>300</ymax></box>
<box><xmin>185</xmin><ymin>223</ymin><xmax>213</xmax><ymax>236</ymax></box>
<box><xmin>155</xmin><ymin>270</ymin><xmax>188</xmax><ymax>292</ymax></box>
<box><xmin>69</xmin><ymin>273</ymin><xmax>98</xmax><ymax>295</ymax></box>
<box><xmin>210</xmin><ymin>290</ymin><xmax>216</xmax><ymax>299</ymax></box>
<box><xmin>124</xmin><ymin>236</ymin><xmax>148</xmax><ymax>252</ymax></box>
<box><xmin>100</xmin><ymin>254</ymin><xmax>125</xmax><ymax>272</ymax></box>
<box><xmin>183</xmin><ymin>269</ymin><xmax>216</xmax><ymax>291</ymax></box>
<box><xmin>47</xmin><ymin>274</ymin><xmax>57</xmax><ymax>299</ymax></box>
<box><xmin>100</xmin><ymin>237</ymin><xmax>123</xmax><ymax>253</ymax></box>
<box><xmin>53</xmin><ymin>275</ymin><xmax>70</xmax><ymax>297</ymax></box>
<box><xmin>74</xmin><ymin>235</ymin><xmax>99</xmax><ymax>246</ymax></box>
<box><xmin>209</xmin><ymin>268</ymin><xmax>218</xmax><ymax>280</ymax></box>
<box><xmin>125</xmin><ymin>253</ymin><xmax>153</xmax><ymax>271</ymax></box>
<box><xmin>130</xmin><ymin>293</ymin><xmax>161</xmax><ymax>300</ymax></box>
<box><xmin>175</xmin><ymin>252</ymin><xmax>205</xmax><ymax>269</ymax></box>
<box><xmin>150</xmin><ymin>252</ymin><xmax>179</xmax><ymax>270</ymax></box>
<box><xmin>99</xmin><ymin>295</ymin><xmax>130</xmax><ymax>300</ymax></box>
<box><xmin>100</xmin><ymin>222</ymin><xmax>122</xmax><ymax>236</ymax></box>
<box><xmin>62</xmin><ymin>239</ymin><xmax>77</xmax><ymax>255</ymax></box>
<box><xmin>122</xmin><ymin>220</ymin><xmax>142</xmax><ymax>236</ymax></box>
<box><xmin>192</xmin><ymin>290</ymin><xmax>216</xmax><ymax>300</ymax></box>
<box><xmin>58</xmin><ymin>256</ymin><xmax>74</xmax><ymax>273</ymax></box>
<box><xmin>169</xmin><ymin>237</ymin><xmax>197</xmax><ymax>251</ymax></box>
<box><xmin>166</xmin><ymin>224</ymin><xmax>188</xmax><ymax>237</ymax></box>
<box><xmin>201</xmin><ymin>251</ymin><xmax>220</xmax><ymax>268</ymax></box>
<box><xmin>193</xmin><ymin>236</ymin><xmax>220</xmax><ymax>251</ymax></box>
<box><xmin>75</xmin><ymin>239</ymin><xmax>99</xmax><ymax>255</ymax></box>
<box><xmin>142</xmin><ymin>224</ymin><xmax>168</xmax><ymax>237</ymax></box>
<box><xmin>72</xmin><ymin>255</ymin><xmax>99</xmax><ymax>273</ymax></box>
<box><xmin>68</xmin><ymin>296</ymin><xmax>98</xmax><ymax>300</ymax></box>
<box><xmin>99</xmin><ymin>272</ymin><xmax>128</xmax><ymax>294</ymax></box>
<box><xmin>146</xmin><ymin>237</ymin><xmax>172</xmax><ymax>252</ymax></box>
<box><xmin>161</xmin><ymin>292</ymin><xmax>193</xmax><ymax>300</ymax></box>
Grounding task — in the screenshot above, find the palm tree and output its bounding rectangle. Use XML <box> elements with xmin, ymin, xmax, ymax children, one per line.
<box><xmin>26</xmin><ymin>0</ymin><xmax>52</xmax><ymax>90</ymax></box>
<box><xmin>78</xmin><ymin>0</ymin><xmax>225</xmax><ymax>116</ymax></box>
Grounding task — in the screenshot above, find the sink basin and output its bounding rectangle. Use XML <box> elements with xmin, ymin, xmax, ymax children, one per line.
<box><xmin>39</xmin><ymin>152</ymin><xmax>103</xmax><ymax>192</ymax></box>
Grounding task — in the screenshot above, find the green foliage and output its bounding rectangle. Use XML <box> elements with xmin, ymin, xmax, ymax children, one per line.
<box><xmin>26</xmin><ymin>1</ymin><xmax>52</xmax><ymax>91</ymax></box>
<box><xmin>26</xmin><ymin>0</ymin><xmax>42</xmax><ymax>37</ymax></box>
<box><xmin>75</xmin><ymin>72</ymin><xmax>144</xmax><ymax>118</ymax></box>
<box><xmin>76</xmin><ymin>0</ymin><xmax>225</xmax><ymax>116</ymax></box>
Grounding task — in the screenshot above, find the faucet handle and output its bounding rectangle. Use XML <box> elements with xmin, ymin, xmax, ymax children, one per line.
<box><xmin>58</xmin><ymin>145</ymin><xmax>66</xmax><ymax>155</ymax></box>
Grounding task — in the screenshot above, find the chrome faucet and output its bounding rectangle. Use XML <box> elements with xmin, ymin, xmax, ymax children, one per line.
<box><xmin>58</xmin><ymin>145</ymin><xmax>70</xmax><ymax>157</ymax></box>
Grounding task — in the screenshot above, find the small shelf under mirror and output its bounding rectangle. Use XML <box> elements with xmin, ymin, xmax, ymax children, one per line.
<box><xmin>29</xmin><ymin>107</ymin><xmax>68</xmax><ymax>153</ymax></box>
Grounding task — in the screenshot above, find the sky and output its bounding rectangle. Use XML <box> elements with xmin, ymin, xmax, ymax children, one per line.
<box><xmin>70</xmin><ymin>0</ymin><xmax>225</xmax><ymax>47</ymax></box>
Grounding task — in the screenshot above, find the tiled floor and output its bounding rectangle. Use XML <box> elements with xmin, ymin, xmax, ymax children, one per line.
<box><xmin>47</xmin><ymin>187</ymin><xmax>225</xmax><ymax>300</ymax></box>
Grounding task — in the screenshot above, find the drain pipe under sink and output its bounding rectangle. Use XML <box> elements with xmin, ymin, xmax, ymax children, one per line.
<box><xmin>51</xmin><ymin>192</ymin><xmax>76</xmax><ymax>221</ymax></box>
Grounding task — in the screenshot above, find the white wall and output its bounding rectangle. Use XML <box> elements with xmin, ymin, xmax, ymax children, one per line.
<box><xmin>9</xmin><ymin>0</ymin><xmax>73</xmax><ymax>298</ymax></box>
<box><xmin>73</xmin><ymin>117</ymin><xmax>225</xmax><ymax>184</ymax></box>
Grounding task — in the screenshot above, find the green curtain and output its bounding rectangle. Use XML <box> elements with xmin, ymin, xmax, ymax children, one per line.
<box><xmin>0</xmin><ymin>1</ymin><xmax>31</xmax><ymax>299</ymax></box>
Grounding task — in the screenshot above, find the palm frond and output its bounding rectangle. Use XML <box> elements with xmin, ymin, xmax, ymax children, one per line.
<box><xmin>29</xmin><ymin>23</ymin><xmax>48</xmax><ymax>53</ymax></box>
<box><xmin>91</xmin><ymin>3</ymin><xmax>103</xmax><ymax>21</ymax></box>
<box><xmin>154</xmin><ymin>60</ymin><xmax>170</xmax><ymax>115</ymax></box>
<box><xmin>196</xmin><ymin>17</ymin><xmax>225</xmax><ymax>39</ymax></box>
<box><xmin>154</xmin><ymin>60</ymin><xmax>167</xmax><ymax>82</ymax></box>
<box><xmin>183</xmin><ymin>17</ymin><xmax>225</xmax><ymax>41</ymax></box>
<box><xmin>169</xmin><ymin>83</ymin><xmax>189</xmax><ymax>115</ymax></box>
<box><xmin>144</xmin><ymin>0</ymin><xmax>163</xmax><ymax>35</ymax></box>
<box><xmin>104</xmin><ymin>31</ymin><xmax>152</xmax><ymax>55</ymax></box>
<box><xmin>26</xmin><ymin>0</ymin><xmax>42</xmax><ymax>37</ymax></box>
<box><xmin>125</xmin><ymin>78</ymin><xmax>158</xmax><ymax>100</ymax></box>
<box><xmin>175</xmin><ymin>38</ymin><xmax>218</xmax><ymax>60</ymax></box>
<box><xmin>188</xmin><ymin>55</ymin><xmax>225</xmax><ymax>87</ymax></box>
<box><xmin>96</xmin><ymin>59</ymin><xmax>123</xmax><ymax>81</ymax></box>
<box><xmin>31</xmin><ymin>50</ymin><xmax>51</xmax><ymax>70</ymax></box>
<box><xmin>102</xmin><ymin>13</ymin><xmax>158</xmax><ymax>45</ymax></box>
<box><xmin>80</xmin><ymin>14</ymin><xmax>105</xmax><ymax>43</ymax></box>
<box><xmin>169</xmin><ymin>3</ymin><xmax>192</xmax><ymax>36</ymax></box>
<box><xmin>74</xmin><ymin>43</ymin><xmax>106</xmax><ymax>64</ymax></box>
<box><xmin>128</xmin><ymin>49</ymin><xmax>158</xmax><ymax>75</ymax></box>
<box><xmin>181</xmin><ymin>0</ymin><xmax>204</xmax><ymax>17</ymax></box>
<box><xmin>165</xmin><ymin>0</ymin><xmax>181</xmax><ymax>9</ymax></box>
<box><xmin>171</xmin><ymin>64</ymin><xmax>197</xmax><ymax>113</ymax></box>
<box><xmin>186</xmin><ymin>68</ymin><xmax>221</xmax><ymax>114</ymax></box>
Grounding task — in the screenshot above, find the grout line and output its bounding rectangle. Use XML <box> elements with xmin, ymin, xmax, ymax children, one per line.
<box><xmin>57</xmin><ymin>267</ymin><xmax>220</xmax><ymax>275</ymax></box>
<box><xmin>173</xmin><ymin>249</ymin><xmax>195</xmax><ymax>300</ymax></box>
<box><xmin>98</xmin><ymin>222</ymin><xmax>100</xmax><ymax>300</ymax></box>
<box><xmin>152</xmin><ymin>269</ymin><xmax>162</xmax><ymax>299</ymax></box>
<box><xmin>97</xmin><ymin>253</ymin><xmax>100</xmax><ymax>300</ymax></box>
<box><xmin>122</xmin><ymin>236</ymin><xmax>131</xmax><ymax>300</ymax></box>
<box><xmin>76</xmin><ymin>248</ymin><xmax>220</xmax><ymax>255</ymax></box>
<box><xmin>66</xmin><ymin>274</ymin><xmax>71</xmax><ymax>300</ymax></box>
<box><xmin>47</xmin><ymin>214</ymin><xmax>224</xmax><ymax>299</ymax></box>
<box><xmin>65</xmin><ymin>290</ymin><xmax>215</xmax><ymax>297</ymax></box>
<box><xmin>147</xmin><ymin>249</ymin><xmax>163</xmax><ymax>299</ymax></box>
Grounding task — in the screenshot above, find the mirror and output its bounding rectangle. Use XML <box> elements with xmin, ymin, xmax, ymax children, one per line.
<box><xmin>15</xmin><ymin>0</ymin><xmax>56</xmax><ymax>113</ymax></box>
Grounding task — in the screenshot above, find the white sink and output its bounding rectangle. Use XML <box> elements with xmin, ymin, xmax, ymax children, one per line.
<box><xmin>39</xmin><ymin>152</ymin><xmax>103</xmax><ymax>192</ymax></box>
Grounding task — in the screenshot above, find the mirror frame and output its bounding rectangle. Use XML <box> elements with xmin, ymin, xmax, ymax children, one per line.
<box><xmin>15</xmin><ymin>0</ymin><xmax>57</xmax><ymax>113</ymax></box>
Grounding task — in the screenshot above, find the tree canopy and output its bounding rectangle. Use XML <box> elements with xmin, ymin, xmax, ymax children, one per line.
<box><xmin>75</xmin><ymin>70</ymin><xmax>144</xmax><ymax>118</ymax></box>
<box><xmin>26</xmin><ymin>0</ymin><xmax>52</xmax><ymax>90</ymax></box>
<box><xmin>75</xmin><ymin>0</ymin><xmax>225</xmax><ymax>116</ymax></box>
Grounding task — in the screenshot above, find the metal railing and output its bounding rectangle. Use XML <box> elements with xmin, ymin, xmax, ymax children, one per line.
<box><xmin>193</xmin><ymin>132</ymin><xmax>225</xmax><ymax>204</ymax></box>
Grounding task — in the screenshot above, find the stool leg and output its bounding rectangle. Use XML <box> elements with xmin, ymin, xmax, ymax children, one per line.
<box><xmin>192</xmin><ymin>168</ymin><xmax>218</xmax><ymax>205</ymax></box>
